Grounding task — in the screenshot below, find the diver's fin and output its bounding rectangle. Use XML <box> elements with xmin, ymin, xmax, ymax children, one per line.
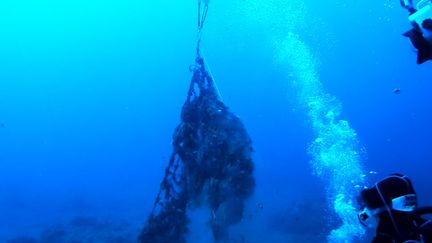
<box><xmin>417</xmin><ymin>48</ymin><xmax>432</xmax><ymax>64</ymax></box>
<box><xmin>403</xmin><ymin>29</ymin><xmax>425</xmax><ymax>50</ymax></box>
<box><xmin>403</xmin><ymin>29</ymin><xmax>414</xmax><ymax>38</ymax></box>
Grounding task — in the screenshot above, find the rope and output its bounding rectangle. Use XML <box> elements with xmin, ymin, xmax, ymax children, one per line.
<box><xmin>196</xmin><ymin>0</ymin><xmax>209</xmax><ymax>57</ymax></box>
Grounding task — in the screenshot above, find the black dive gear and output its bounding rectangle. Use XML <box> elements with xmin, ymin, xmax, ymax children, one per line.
<box><xmin>401</xmin><ymin>0</ymin><xmax>432</xmax><ymax>64</ymax></box>
<box><xmin>358</xmin><ymin>174</ymin><xmax>432</xmax><ymax>243</ymax></box>
<box><xmin>403</xmin><ymin>24</ymin><xmax>432</xmax><ymax>64</ymax></box>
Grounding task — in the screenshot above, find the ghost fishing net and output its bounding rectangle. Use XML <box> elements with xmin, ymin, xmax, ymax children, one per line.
<box><xmin>139</xmin><ymin>57</ymin><xmax>255</xmax><ymax>243</ymax></box>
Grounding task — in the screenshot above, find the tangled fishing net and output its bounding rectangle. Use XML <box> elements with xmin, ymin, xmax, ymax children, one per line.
<box><xmin>139</xmin><ymin>57</ymin><xmax>255</xmax><ymax>243</ymax></box>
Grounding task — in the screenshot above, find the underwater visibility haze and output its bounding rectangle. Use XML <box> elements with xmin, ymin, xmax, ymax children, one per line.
<box><xmin>0</xmin><ymin>0</ymin><xmax>431</xmax><ymax>242</ymax></box>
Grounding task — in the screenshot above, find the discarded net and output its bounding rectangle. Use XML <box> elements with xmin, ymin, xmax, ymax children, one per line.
<box><xmin>139</xmin><ymin>57</ymin><xmax>255</xmax><ymax>243</ymax></box>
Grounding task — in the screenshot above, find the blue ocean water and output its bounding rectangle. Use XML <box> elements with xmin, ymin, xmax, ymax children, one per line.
<box><xmin>0</xmin><ymin>0</ymin><xmax>431</xmax><ymax>242</ymax></box>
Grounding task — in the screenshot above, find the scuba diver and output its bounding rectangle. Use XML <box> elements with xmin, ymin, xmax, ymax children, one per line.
<box><xmin>400</xmin><ymin>0</ymin><xmax>432</xmax><ymax>64</ymax></box>
<box><xmin>357</xmin><ymin>173</ymin><xmax>432</xmax><ymax>242</ymax></box>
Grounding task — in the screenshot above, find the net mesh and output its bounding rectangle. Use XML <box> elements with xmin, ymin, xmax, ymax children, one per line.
<box><xmin>139</xmin><ymin>57</ymin><xmax>255</xmax><ymax>242</ymax></box>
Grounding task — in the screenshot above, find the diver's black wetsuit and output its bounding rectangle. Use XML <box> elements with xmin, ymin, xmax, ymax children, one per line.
<box><xmin>404</xmin><ymin>26</ymin><xmax>432</xmax><ymax>64</ymax></box>
<box><xmin>372</xmin><ymin>210</ymin><xmax>432</xmax><ymax>243</ymax></box>
<box><xmin>404</xmin><ymin>15</ymin><xmax>432</xmax><ymax>64</ymax></box>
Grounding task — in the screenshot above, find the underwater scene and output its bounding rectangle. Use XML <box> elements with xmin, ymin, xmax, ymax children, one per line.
<box><xmin>0</xmin><ymin>0</ymin><xmax>431</xmax><ymax>242</ymax></box>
